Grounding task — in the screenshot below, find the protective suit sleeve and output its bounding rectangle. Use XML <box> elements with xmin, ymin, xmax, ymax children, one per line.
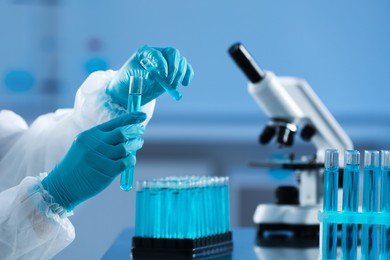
<box><xmin>0</xmin><ymin>173</ymin><xmax>74</xmax><ymax>260</ymax></box>
<box><xmin>0</xmin><ymin>70</ymin><xmax>155</xmax><ymax>192</ymax></box>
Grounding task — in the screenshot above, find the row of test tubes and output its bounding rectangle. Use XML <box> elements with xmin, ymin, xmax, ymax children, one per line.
<box><xmin>134</xmin><ymin>176</ymin><xmax>230</xmax><ymax>239</ymax></box>
<box><xmin>321</xmin><ymin>149</ymin><xmax>390</xmax><ymax>260</ymax></box>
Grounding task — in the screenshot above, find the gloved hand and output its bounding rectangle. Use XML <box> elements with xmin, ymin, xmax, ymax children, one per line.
<box><xmin>41</xmin><ymin>112</ymin><xmax>146</xmax><ymax>211</ymax></box>
<box><xmin>106</xmin><ymin>45</ymin><xmax>194</xmax><ymax>107</ymax></box>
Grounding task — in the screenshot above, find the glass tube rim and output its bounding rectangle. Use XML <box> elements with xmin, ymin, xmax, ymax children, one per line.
<box><xmin>344</xmin><ymin>149</ymin><xmax>360</xmax><ymax>165</ymax></box>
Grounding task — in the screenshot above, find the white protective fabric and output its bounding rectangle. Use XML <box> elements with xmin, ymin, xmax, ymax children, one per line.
<box><xmin>0</xmin><ymin>70</ymin><xmax>155</xmax><ymax>259</ymax></box>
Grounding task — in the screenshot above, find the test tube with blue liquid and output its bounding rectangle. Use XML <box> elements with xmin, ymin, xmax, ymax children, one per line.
<box><xmin>322</xmin><ymin>149</ymin><xmax>339</xmax><ymax>260</ymax></box>
<box><xmin>380</xmin><ymin>150</ymin><xmax>390</xmax><ymax>259</ymax></box>
<box><xmin>135</xmin><ymin>181</ymin><xmax>146</xmax><ymax>237</ymax></box>
<box><xmin>342</xmin><ymin>150</ymin><xmax>360</xmax><ymax>259</ymax></box>
<box><xmin>362</xmin><ymin>150</ymin><xmax>380</xmax><ymax>259</ymax></box>
<box><xmin>120</xmin><ymin>74</ymin><xmax>143</xmax><ymax>191</ymax></box>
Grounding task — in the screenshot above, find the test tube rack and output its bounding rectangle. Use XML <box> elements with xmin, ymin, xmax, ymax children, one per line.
<box><xmin>319</xmin><ymin>149</ymin><xmax>390</xmax><ymax>260</ymax></box>
<box><xmin>132</xmin><ymin>176</ymin><xmax>232</xmax><ymax>259</ymax></box>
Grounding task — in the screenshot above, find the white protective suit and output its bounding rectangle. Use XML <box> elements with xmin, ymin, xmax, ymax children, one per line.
<box><xmin>0</xmin><ymin>70</ymin><xmax>155</xmax><ymax>259</ymax></box>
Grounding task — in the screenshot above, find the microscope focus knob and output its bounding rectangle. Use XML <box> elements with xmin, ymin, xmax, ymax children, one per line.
<box><xmin>275</xmin><ymin>186</ymin><xmax>299</xmax><ymax>205</ymax></box>
<box><xmin>300</xmin><ymin>124</ymin><xmax>316</xmax><ymax>141</ymax></box>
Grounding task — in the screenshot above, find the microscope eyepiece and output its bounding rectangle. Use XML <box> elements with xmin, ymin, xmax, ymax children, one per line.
<box><xmin>228</xmin><ymin>42</ymin><xmax>265</xmax><ymax>84</ymax></box>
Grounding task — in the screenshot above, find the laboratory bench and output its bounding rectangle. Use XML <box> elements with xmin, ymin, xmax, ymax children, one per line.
<box><xmin>102</xmin><ymin>227</ymin><xmax>319</xmax><ymax>260</ymax></box>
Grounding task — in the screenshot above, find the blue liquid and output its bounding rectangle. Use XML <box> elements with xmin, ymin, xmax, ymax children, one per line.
<box><xmin>362</xmin><ymin>166</ymin><xmax>380</xmax><ymax>259</ymax></box>
<box><xmin>193</xmin><ymin>187</ymin><xmax>201</xmax><ymax>238</ymax></box>
<box><xmin>380</xmin><ymin>169</ymin><xmax>390</xmax><ymax>259</ymax></box>
<box><xmin>120</xmin><ymin>94</ymin><xmax>142</xmax><ymax>191</ymax></box>
<box><xmin>196</xmin><ymin>186</ymin><xmax>204</xmax><ymax>238</ymax></box>
<box><xmin>159</xmin><ymin>187</ymin><xmax>168</xmax><ymax>238</ymax></box>
<box><xmin>153</xmin><ymin>188</ymin><xmax>162</xmax><ymax>238</ymax></box>
<box><xmin>164</xmin><ymin>186</ymin><xmax>174</xmax><ymax>238</ymax></box>
<box><xmin>215</xmin><ymin>185</ymin><xmax>221</xmax><ymax>234</ymax></box>
<box><xmin>128</xmin><ymin>93</ymin><xmax>141</xmax><ymax>112</ymax></box>
<box><xmin>342</xmin><ymin>163</ymin><xmax>360</xmax><ymax>260</ymax></box>
<box><xmin>120</xmin><ymin>165</ymin><xmax>134</xmax><ymax>191</ymax></box>
<box><xmin>323</xmin><ymin>166</ymin><xmax>339</xmax><ymax>260</ymax></box>
<box><xmin>135</xmin><ymin>187</ymin><xmax>147</xmax><ymax>237</ymax></box>
<box><xmin>181</xmin><ymin>186</ymin><xmax>191</xmax><ymax>238</ymax></box>
<box><xmin>204</xmin><ymin>186</ymin><xmax>210</xmax><ymax>235</ymax></box>
<box><xmin>222</xmin><ymin>183</ymin><xmax>230</xmax><ymax>233</ymax></box>
<box><xmin>177</xmin><ymin>187</ymin><xmax>185</xmax><ymax>239</ymax></box>
<box><xmin>216</xmin><ymin>184</ymin><xmax>223</xmax><ymax>234</ymax></box>
<box><xmin>169</xmin><ymin>189</ymin><xmax>180</xmax><ymax>238</ymax></box>
<box><xmin>207</xmin><ymin>185</ymin><xmax>216</xmax><ymax>236</ymax></box>
<box><xmin>135</xmin><ymin>190</ymin><xmax>144</xmax><ymax>237</ymax></box>
<box><xmin>134</xmin><ymin>177</ymin><xmax>231</xmax><ymax>240</ymax></box>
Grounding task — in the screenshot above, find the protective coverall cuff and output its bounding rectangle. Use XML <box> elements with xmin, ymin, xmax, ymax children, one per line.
<box><xmin>37</xmin><ymin>173</ymin><xmax>74</xmax><ymax>219</ymax></box>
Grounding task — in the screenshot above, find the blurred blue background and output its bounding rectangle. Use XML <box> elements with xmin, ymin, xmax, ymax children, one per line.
<box><xmin>1</xmin><ymin>0</ymin><xmax>390</xmax><ymax>259</ymax></box>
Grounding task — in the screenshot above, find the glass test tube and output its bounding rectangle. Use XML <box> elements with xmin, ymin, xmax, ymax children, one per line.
<box><xmin>362</xmin><ymin>150</ymin><xmax>380</xmax><ymax>259</ymax></box>
<box><xmin>342</xmin><ymin>150</ymin><xmax>360</xmax><ymax>260</ymax></box>
<box><xmin>322</xmin><ymin>149</ymin><xmax>339</xmax><ymax>260</ymax></box>
<box><xmin>380</xmin><ymin>150</ymin><xmax>390</xmax><ymax>259</ymax></box>
<box><xmin>140</xmin><ymin>58</ymin><xmax>182</xmax><ymax>101</ymax></box>
<box><xmin>120</xmin><ymin>75</ymin><xmax>143</xmax><ymax>191</ymax></box>
<box><xmin>158</xmin><ymin>180</ymin><xmax>166</xmax><ymax>238</ymax></box>
<box><xmin>135</xmin><ymin>181</ymin><xmax>146</xmax><ymax>237</ymax></box>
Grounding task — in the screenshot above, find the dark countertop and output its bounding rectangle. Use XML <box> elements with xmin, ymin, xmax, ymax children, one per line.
<box><xmin>102</xmin><ymin>228</ymin><xmax>319</xmax><ymax>260</ymax></box>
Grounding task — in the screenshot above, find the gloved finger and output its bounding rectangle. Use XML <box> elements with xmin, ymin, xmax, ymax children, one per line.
<box><xmin>160</xmin><ymin>47</ymin><xmax>180</xmax><ymax>85</ymax></box>
<box><xmin>87</xmin><ymin>153</ymin><xmax>135</xmax><ymax>178</ymax></box>
<box><xmin>143</xmin><ymin>73</ymin><xmax>155</xmax><ymax>86</ymax></box>
<box><xmin>137</xmin><ymin>45</ymin><xmax>168</xmax><ymax>76</ymax></box>
<box><xmin>97</xmin><ymin>112</ymin><xmax>146</xmax><ymax>132</ymax></box>
<box><xmin>94</xmin><ymin>142</ymin><xmax>126</xmax><ymax>160</ymax></box>
<box><xmin>94</xmin><ymin>137</ymin><xmax>143</xmax><ymax>160</ymax></box>
<box><xmin>125</xmin><ymin>137</ymin><xmax>144</xmax><ymax>152</ymax></box>
<box><xmin>120</xmin><ymin>123</ymin><xmax>145</xmax><ymax>137</ymax></box>
<box><xmin>172</xmin><ymin>56</ymin><xmax>187</xmax><ymax>88</ymax></box>
<box><xmin>101</xmin><ymin>124</ymin><xmax>145</xmax><ymax>145</ymax></box>
<box><xmin>182</xmin><ymin>63</ymin><xmax>194</xmax><ymax>86</ymax></box>
<box><xmin>109</xmin><ymin>153</ymin><xmax>137</xmax><ymax>176</ymax></box>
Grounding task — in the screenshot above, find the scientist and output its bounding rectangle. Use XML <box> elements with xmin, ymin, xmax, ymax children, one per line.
<box><xmin>0</xmin><ymin>45</ymin><xmax>194</xmax><ymax>259</ymax></box>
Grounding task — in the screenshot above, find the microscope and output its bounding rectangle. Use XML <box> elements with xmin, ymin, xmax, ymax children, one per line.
<box><xmin>228</xmin><ymin>43</ymin><xmax>353</xmax><ymax>248</ymax></box>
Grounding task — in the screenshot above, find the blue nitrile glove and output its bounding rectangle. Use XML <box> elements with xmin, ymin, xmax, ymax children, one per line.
<box><xmin>106</xmin><ymin>45</ymin><xmax>194</xmax><ymax>107</ymax></box>
<box><xmin>41</xmin><ymin>112</ymin><xmax>146</xmax><ymax>211</ymax></box>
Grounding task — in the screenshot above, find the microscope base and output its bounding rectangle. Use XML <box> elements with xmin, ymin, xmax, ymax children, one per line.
<box><xmin>253</xmin><ymin>204</ymin><xmax>320</xmax><ymax>248</ymax></box>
